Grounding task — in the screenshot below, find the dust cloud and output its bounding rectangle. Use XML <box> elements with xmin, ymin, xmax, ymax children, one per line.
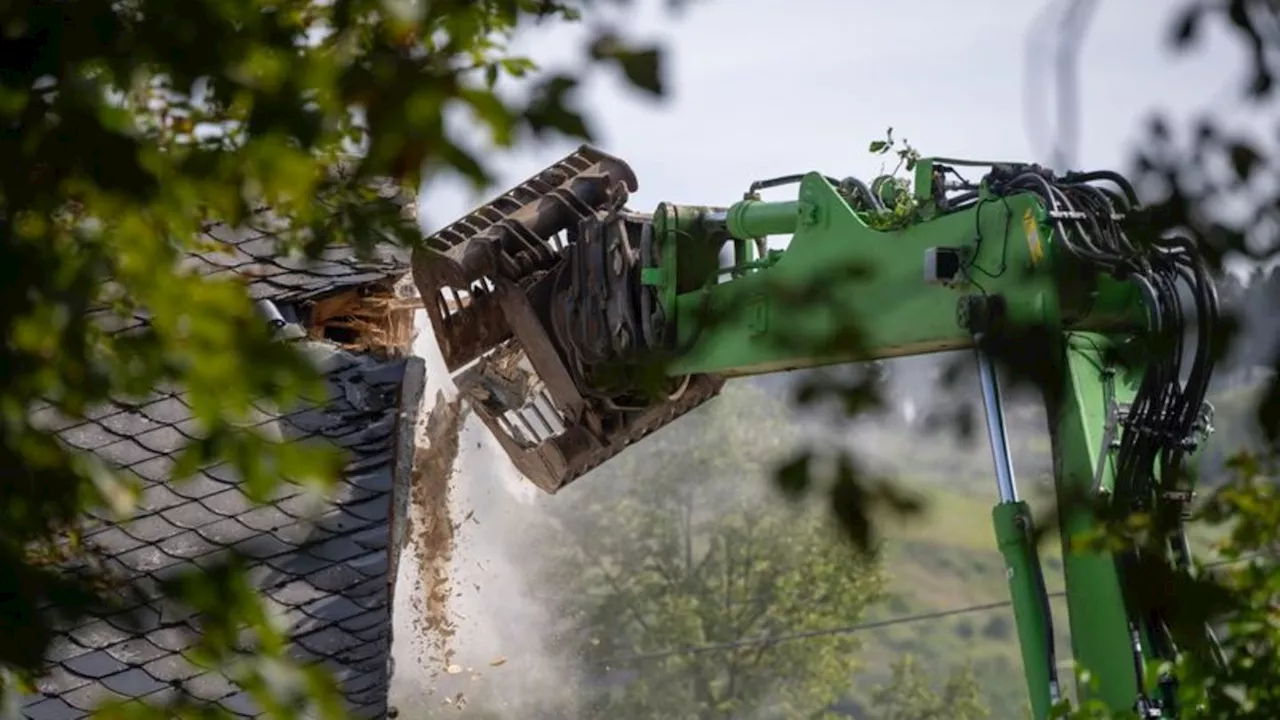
<box><xmin>386</xmin><ymin>308</ymin><xmax>1016</xmax><ymax>718</ymax></box>
<box><xmin>389</xmin><ymin>312</ymin><xmax>579</xmax><ymax>718</ymax></box>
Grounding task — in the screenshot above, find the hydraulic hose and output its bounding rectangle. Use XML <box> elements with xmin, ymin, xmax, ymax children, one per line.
<box><xmin>988</xmin><ymin>167</ymin><xmax>1222</xmax><ymax>708</ymax></box>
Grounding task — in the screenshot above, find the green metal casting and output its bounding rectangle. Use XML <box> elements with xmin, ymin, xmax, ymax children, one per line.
<box><xmin>994</xmin><ymin>499</ymin><xmax>1056</xmax><ymax>719</ymax></box>
<box><xmin>1046</xmin><ymin>333</ymin><xmax>1150</xmax><ymax>710</ymax></box>
<box><xmin>651</xmin><ymin>174</ymin><xmax>1142</xmax><ymax>378</ymax></box>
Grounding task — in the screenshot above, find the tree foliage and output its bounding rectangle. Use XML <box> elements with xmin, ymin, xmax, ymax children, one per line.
<box><xmin>864</xmin><ymin>656</ymin><xmax>988</xmax><ymax>720</ymax></box>
<box><xmin>527</xmin><ymin>384</ymin><xmax>888</xmax><ymax>718</ymax></box>
<box><xmin>0</xmin><ymin>0</ymin><xmax>665</xmax><ymax>715</ymax></box>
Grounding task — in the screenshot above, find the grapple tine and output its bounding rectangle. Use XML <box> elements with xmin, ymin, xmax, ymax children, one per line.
<box><xmin>411</xmin><ymin>145</ymin><xmax>725</xmax><ymax>493</ymax></box>
<box><xmin>414</xmin><ymin>145</ymin><xmax>639</xmax><ymax>372</ymax></box>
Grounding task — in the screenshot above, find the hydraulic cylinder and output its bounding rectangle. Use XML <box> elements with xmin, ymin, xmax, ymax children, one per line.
<box><xmin>976</xmin><ymin>341</ymin><xmax>1060</xmax><ymax>720</ymax></box>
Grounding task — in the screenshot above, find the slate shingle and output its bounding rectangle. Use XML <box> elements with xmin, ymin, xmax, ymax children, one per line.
<box><xmin>264</xmin><ymin>551</ymin><xmax>332</xmax><ymax>576</ymax></box>
<box><xmin>23</xmin><ymin>697</ymin><xmax>79</xmax><ymax>720</ymax></box>
<box><xmin>24</xmin><ymin>220</ymin><xmax>422</xmax><ymax>718</ymax></box>
<box><xmin>186</xmin><ymin>672</ymin><xmax>237</xmax><ymax>702</ymax></box>
<box><xmin>141</xmin><ymin>654</ymin><xmax>200</xmax><ymax>683</ymax></box>
<box><xmin>100</xmin><ymin>668</ymin><xmax>170</xmax><ymax>698</ymax></box>
<box><xmin>185</xmin><ymin>210</ymin><xmax>410</xmax><ymax>305</ymax></box>
<box><xmin>68</xmin><ymin>621</ymin><xmax>131</xmax><ymax>651</ymax></box>
<box><xmin>118</xmin><ymin>514</ymin><xmax>183</xmax><ymax>544</ymax></box>
<box><xmin>101</xmin><ymin>639</ymin><xmax>167</xmax><ymax>666</ymax></box>
<box><xmin>33</xmin><ymin>666</ymin><xmax>93</xmax><ymax>696</ymax></box>
<box><xmin>219</xmin><ymin>691</ymin><xmax>262</xmax><ymax>717</ymax></box>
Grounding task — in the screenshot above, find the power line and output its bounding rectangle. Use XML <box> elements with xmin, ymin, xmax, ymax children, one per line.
<box><xmin>598</xmin><ymin>596</ymin><xmax>1058</xmax><ymax>665</ymax></box>
<box><xmin>597</xmin><ymin>554</ymin><xmax>1265</xmax><ymax>665</ymax></box>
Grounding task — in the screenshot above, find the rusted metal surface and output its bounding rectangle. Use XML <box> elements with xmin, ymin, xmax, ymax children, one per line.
<box><xmin>416</xmin><ymin>277</ymin><xmax>512</xmax><ymax>372</ymax></box>
<box><xmin>411</xmin><ymin>145</ymin><xmax>725</xmax><ymax>493</ymax></box>
<box><xmin>458</xmin><ymin>353</ymin><xmax>725</xmax><ymax>493</ymax></box>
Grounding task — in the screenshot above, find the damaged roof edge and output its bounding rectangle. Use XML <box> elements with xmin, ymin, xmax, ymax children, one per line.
<box><xmin>387</xmin><ymin>355</ymin><xmax>426</xmax><ymax>633</ymax></box>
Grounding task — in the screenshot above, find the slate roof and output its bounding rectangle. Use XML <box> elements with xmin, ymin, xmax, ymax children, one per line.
<box><xmin>21</xmin><ymin>210</ymin><xmax>423</xmax><ymax>719</ymax></box>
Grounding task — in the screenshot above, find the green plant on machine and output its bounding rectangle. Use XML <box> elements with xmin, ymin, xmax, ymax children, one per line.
<box><xmin>864</xmin><ymin>127</ymin><xmax>922</xmax><ymax>231</ymax></box>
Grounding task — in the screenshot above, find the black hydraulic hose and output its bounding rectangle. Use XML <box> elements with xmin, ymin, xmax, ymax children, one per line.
<box><xmin>1062</xmin><ymin>170</ymin><xmax>1141</xmax><ymax>209</ymax></box>
<box><xmin>838</xmin><ymin>176</ymin><xmax>885</xmax><ymax>211</ymax></box>
<box><xmin>1028</xmin><ymin>537</ymin><xmax>1063</xmax><ymax>703</ymax></box>
<box><xmin>1069</xmin><ymin>182</ymin><xmax>1131</xmax><ymax>215</ymax></box>
<box><xmin>1056</xmin><ymin>186</ymin><xmax>1111</xmax><ymax>260</ymax></box>
<box><xmin>1164</xmin><ymin>263</ymin><xmax>1216</xmax><ymax>477</ymax></box>
<box><xmin>747</xmin><ymin>173</ymin><xmax>846</xmax><ymax>194</ymax></box>
<box><xmin>1009</xmin><ymin>173</ymin><xmax>1113</xmax><ymax>266</ymax></box>
<box><xmin>992</xmin><ymin>172</ymin><xmax>1219</xmax><ymax>516</ymax></box>
<box><xmin>982</xmin><ymin>166</ymin><xmax>1229</xmax><ymax>701</ymax></box>
<box><xmin>746</xmin><ymin>173</ymin><xmax>884</xmax><ymax>211</ymax></box>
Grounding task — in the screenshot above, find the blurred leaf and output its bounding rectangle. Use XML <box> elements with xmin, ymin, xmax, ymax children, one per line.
<box><xmin>524</xmin><ymin>74</ymin><xmax>593</xmax><ymax>139</ymax></box>
<box><xmin>1228</xmin><ymin>141</ymin><xmax>1262</xmax><ymax>182</ymax></box>
<box><xmin>776</xmin><ymin>451</ymin><xmax>813</xmax><ymax>500</ymax></box>
<box><xmin>613</xmin><ymin>45</ymin><xmax>665</xmax><ymax>96</ymax></box>
<box><xmin>829</xmin><ymin>457</ymin><xmax>872</xmax><ymax>550</ymax></box>
<box><xmin>1171</xmin><ymin>4</ymin><xmax>1203</xmax><ymax>46</ymax></box>
<box><xmin>589</xmin><ymin>32</ymin><xmax>665</xmax><ymax>96</ymax></box>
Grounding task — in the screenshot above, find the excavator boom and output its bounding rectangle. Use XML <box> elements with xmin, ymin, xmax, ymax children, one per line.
<box><xmin>412</xmin><ymin>145</ymin><xmax>1220</xmax><ymax>718</ymax></box>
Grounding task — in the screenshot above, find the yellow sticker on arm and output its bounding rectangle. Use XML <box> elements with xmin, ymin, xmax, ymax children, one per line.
<box><xmin>1022</xmin><ymin>207</ymin><xmax>1045</xmax><ymax>266</ymax></box>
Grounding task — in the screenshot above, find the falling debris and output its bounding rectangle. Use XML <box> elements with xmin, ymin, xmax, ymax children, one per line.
<box><xmin>410</xmin><ymin>390</ymin><xmax>467</xmax><ymax>669</ymax></box>
<box><xmin>489</xmin><ymin>657</ymin><xmax>507</xmax><ymax>667</ymax></box>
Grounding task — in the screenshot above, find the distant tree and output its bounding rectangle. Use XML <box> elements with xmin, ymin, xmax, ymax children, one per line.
<box><xmin>864</xmin><ymin>656</ymin><xmax>989</xmax><ymax>720</ymax></box>
<box><xmin>530</xmin><ymin>383</ymin><xmax>887</xmax><ymax>719</ymax></box>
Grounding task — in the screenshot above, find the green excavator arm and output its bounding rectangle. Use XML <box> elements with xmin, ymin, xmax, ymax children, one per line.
<box><xmin>411</xmin><ymin>146</ymin><xmax>1221</xmax><ymax>718</ymax></box>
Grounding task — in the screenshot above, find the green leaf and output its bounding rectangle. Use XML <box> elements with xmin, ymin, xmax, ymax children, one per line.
<box><xmin>613</xmin><ymin>46</ymin><xmax>664</xmax><ymax>96</ymax></box>
<box><xmin>776</xmin><ymin>451</ymin><xmax>813</xmax><ymax>500</ymax></box>
<box><xmin>524</xmin><ymin>74</ymin><xmax>593</xmax><ymax>139</ymax></box>
<box><xmin>461</xmin><ymin>88</ymin><xmax>516</xmax><ymax>146</ymax></box>
<box><xmin>499</xmin><ymin>57</ymin><xmax>537</xmax><ymax>77</ymax></box>
<box><xmin>1228</xmin><ymin>141</ymin><xmax>1262</xmax><ymax>182</ymax></box>
<box><xmin>868</xmin><ymin>140</ymin><xmax>888</xmax><ymax>153</ymax></box>
<box><xmin>1171</xmin><ymin>5</ymin><xmax>1203</xmax><ymax>47</ymax></box>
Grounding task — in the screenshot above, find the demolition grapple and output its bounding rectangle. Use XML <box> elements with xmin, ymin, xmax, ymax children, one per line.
<box><xmin>411</xmin><ymin>146</ymin><xmax>723</xmax><ymax>493</ymax></box>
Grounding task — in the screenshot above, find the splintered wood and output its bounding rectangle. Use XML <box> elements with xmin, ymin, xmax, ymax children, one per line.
<box><xmin>307</xmin><ymin>279</ymin><xmax>421</xmax><ymax>358</ymax></box>
<box><xmin>410</xmin><ymin>390</ymin><xmax>465</xmax><ymax>670</ymax></box>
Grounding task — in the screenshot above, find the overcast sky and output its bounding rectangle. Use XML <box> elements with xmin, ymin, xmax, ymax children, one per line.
<box><xmin>418</xmin><ymin>0</ymin><xmax>1254</xmax><ymax>232</ymax></box>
